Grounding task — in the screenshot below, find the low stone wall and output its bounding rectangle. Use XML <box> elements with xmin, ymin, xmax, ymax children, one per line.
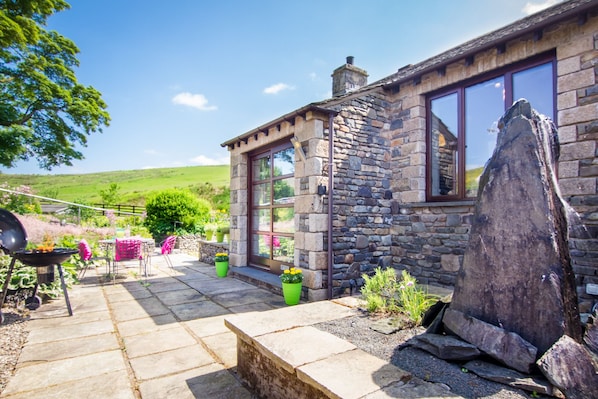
<box><xmin>198</xmin><ymin>240</ymin><xmax>229</xmax><ymax>265</ymax></box>
<box><xmin>175</xmin><ymin>235</ymin><xmax>198</xmax><ymax>254</ymax></box>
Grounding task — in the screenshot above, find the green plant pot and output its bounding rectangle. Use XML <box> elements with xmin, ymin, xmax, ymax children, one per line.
<box><xmin>215</xmin><ymin>232</ymin><xmax>225</xmax><ymax>242</ymax></box>
<box><xmin>282</xmin><ymin>282</ymin><xmax>302</xmax><ymax>306</ymax></box>
<box><xmin>205</xmin><ymin>231</ymin><xmax>213</xmax><ymax>241</ymax></box>
<box><xmin>215</xmin><ymin>261</ymin><xmax>228</xmax><ymax>277</ymax></box>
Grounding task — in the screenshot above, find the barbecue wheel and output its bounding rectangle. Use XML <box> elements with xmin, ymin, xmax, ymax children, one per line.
<box><xmin>25</xmin><ymin>295</ymin><xmax>42</xmax><ymax>310</ymax></box>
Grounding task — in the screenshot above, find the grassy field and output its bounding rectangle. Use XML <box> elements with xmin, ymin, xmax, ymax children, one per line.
<box><xmin>0</xmin><ymin>165</ymin><xmax>230</xmax><ymax>205</ymax></box>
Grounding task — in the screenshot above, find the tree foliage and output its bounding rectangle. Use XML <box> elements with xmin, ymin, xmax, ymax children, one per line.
<box><xmin>144</xmin><ymin>189</ymin><xmax>210</xmax><ymax>239</ymax></box>
<box><xmin>0</xmin><ymin>0</ymin><xmax>110</xmax><ymax>170</ymax></box>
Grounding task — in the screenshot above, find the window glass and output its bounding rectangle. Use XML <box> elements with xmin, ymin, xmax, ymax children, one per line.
<box><xmin>273</xmin><ymin>207</ymin><xmax>294</xmax><ymax>233</ymax></box>
<box><xmin>252</xmin><ymin>234</ymin><xmax>270</xmax><ymax>258</ymax></box>
<box><xmin>513</xmin><ymin>62</ymin><xmax>553</xmax><ymax>120</ymax></box>
<box><xmin>252</xmin><ymin>183</ymin><xmax>271</xmax><ymax>206</ymax></box>
<box><xmin>430</xmin><ymin>93</ymin><xmax>459</xmax><ymax>196</ymax></box>
<box><xmin>252</xmin><ymin>209</ymin><xmax>270</xmax><ymax>231</ymax></box>
<box><xmin>465</xmin><ymin>76</ymin><xmax>504</xmax><ymax>197</ymax></box>
<box><xmin>273</xmin><ymin>178</ymin><xmax>295</xmax><ymax>204</ymax></box>
<box><xmin>252</xmin><ymin>156</ymin><xmax>270</xmax><ymax>181</ymax></box>
<box><xmin>273</xmin><ymin>147</ymin><xmax>294</xmax><ymax>176</ymax></box>
<box><xmin>427</xmin><ymin>58</ymin><xmax>554</xmax><ymax>201</ymax></box>
<box><xmin>273</xmin><ymin>236</ymin><xmax>294</xmax><ymax>263</ymax></box>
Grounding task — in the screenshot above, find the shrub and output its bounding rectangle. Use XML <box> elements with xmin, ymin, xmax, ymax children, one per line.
<box><xmin>361</xmin><ymin>267</ymin><xmax>399</xmax><ymax>313</ymax></box>
<box><xmin>144</xmin><ymin>189</ymin><xmax>210</xmax><ymax>239</ymax></box>
<box><xmin>361</xmin><ymin>267</ymin><xmax>435</xmax><ymax>326</ymax></box>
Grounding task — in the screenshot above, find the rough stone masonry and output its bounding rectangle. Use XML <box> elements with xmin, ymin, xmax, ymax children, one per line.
<box><xmin>447</xmin><ymin>99</ymin><xmax>582</xmax><ymax>355</ymax></box>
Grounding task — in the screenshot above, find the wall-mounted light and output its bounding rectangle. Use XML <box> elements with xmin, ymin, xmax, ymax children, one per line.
<box><xmin>317</xmin><ymin>184</ymin><xmax>327</xmax><ymax>195</ymax></box>
<box><xmin>290</xmin><ymin>136</ymin><xmax>306</xmax><ymax>162</ymax></box>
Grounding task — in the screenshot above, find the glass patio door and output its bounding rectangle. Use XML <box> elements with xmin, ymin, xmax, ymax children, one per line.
<box><xmin>249</xmin><ymin>144</ymin><xmax>295</xmax><ymax>274</ymax></box>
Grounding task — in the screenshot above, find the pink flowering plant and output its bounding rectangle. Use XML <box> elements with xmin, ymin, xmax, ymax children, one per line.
<box><xmin>280</xmin><ymin>267</ymin><xmax>303</xmax><ymax>284</ymax></box>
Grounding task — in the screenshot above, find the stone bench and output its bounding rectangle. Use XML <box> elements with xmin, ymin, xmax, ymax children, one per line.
<box><xmin>224</xmin><ymin>298</ymin><xmax>461</xmax><ymax>399</ymax></box>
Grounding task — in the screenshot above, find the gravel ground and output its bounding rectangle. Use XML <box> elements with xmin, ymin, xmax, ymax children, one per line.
<box><xmin>315</xmin><ymin>312</ymin><xmax>540</xmax><ymax>399</ymax></box>
<box><xmin>0</xmin><ymin>304</ymin><xmax>29</xmax><ymax>395</ymax></box>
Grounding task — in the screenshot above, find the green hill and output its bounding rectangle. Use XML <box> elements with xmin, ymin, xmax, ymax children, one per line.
<box><xmin>0</xmin><ymin>165</ymin><xmax>230</xmax><ymax>206</ymax></box>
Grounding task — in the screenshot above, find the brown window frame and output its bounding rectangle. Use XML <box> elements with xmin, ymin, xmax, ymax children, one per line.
<box><xmin>426</xmin><ymin>52</ymin><xmax>556</xmax><ymax>202</ymax></box>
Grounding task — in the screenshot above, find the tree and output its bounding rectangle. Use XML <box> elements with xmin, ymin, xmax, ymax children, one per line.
<box><xmin>0</xmin><ymin>0</ymin><xmax>110</xmax><ymax>170</ymax></box>
<box><xmin>99</xmin><ymin>183</ymin><xmax>120</xmax><ymax>206</ymax></box>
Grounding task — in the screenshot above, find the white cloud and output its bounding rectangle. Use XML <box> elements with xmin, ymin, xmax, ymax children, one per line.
<box><xmin>172</xmin><ymin>92</ymin><xmax>217</xmax><ymax>111</ymax></box>
<box><xmin>144</xmin><ymin>149</ymin><xmax>159</xmax><ymax>155</ymax></box>
<box><xmin>189</xmin><ymin>154</ymin><xmax>229</xmax><ymax>166</ymax></box>
<box><xmin>522</xmin><ymin>0</ymin><xmax>561</xmax><ymax>15</ymax></box>
<box><xmin>308</xmin><ymin>72</ymin><xmax>317</xmax><ymax>81</ymax></box>
<box><xmin>263</xmin><ymin>83</ymin><xmax>295</xmax><ymax>95</ymax></box>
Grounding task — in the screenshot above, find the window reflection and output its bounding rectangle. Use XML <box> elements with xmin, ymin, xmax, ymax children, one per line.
<box><xmin>252</xmin><ymin>157</ymin><xmax>270</xmax><ymax>181</ymax></box>
<box><xmin>513</xmin><ymin>62</ymin><xmax>553</xmax><ymax>120</ymax></box>
<box><xmin>431</xmin><ymin>93</ymin><xmax>458</xmax><ymax>196</ymax></box>
<box><xmin>253</xmin><ymin>183</ymin><xmax>271</xmax><ymax>206</ymax></box>
<box><xmin>252</xmin><ymin>209</ymin><xmax>270</xmax><ymax>231</ymax></box>
<box><xmin>273</xmin><ymin>147</ymin><xmax>294</xmax><ymax>176</ymax></box>
<box><xmin>273</xmin><ymin>207</ymin><xmax>294</xmax><ymax>233</ymax></box>
<box><xmin>274</xmin><ymin>178</ymin><xmax>295</xmax><ymax>204</ymax></box>
<box><xmin>465</xmin><ymin>77</ymin><xmax>504</xmax><ymax>197</ymax></box>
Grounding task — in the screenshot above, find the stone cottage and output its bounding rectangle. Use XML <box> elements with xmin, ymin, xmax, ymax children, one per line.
<box><xmin>221</xmin><ymin>0</ymin><xmax>598</xmax><ymax>310</ymax></box>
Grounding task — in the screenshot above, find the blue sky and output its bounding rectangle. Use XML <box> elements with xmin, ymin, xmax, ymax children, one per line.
<box><xmin>4</xmin><ymin>0</ymin><xmax>562</xmax><ymax>175</ymax></box>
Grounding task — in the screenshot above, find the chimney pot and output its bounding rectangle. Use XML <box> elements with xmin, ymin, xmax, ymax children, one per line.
<box><xmin>346</xmin><ymin>56</ymin><xmax>354</xmax><ymax>65</ymax></box>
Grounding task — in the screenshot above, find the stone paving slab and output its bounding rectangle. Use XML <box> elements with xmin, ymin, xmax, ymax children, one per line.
<box><xmin>202</xmin><ymin>331</ymin><xmax>238</xmax><ymax>368</ymax></box>
<box><xmin>297</xmin><ymin>349</ymin><xmax>412</xmax><ymax>399</ymax></box>
<box><xmin>169</xmin><ymin>300</ymin><xmax>230</xmax><ymax>320</ymax></box>
<box><xmin>211</xmin><ymin>288</ymin><xmax>277</xmax><ymax>307</ymax></box>
<box><xmin>138</xmin><ymin>363</ymin><xmax>252</xmax><ymax>399</ymax></box>
<box><xmin>184</xmin><ymin>314</ymin><xmax>231</xmax><ymax>338</ymax></box>
<box><xmin>3</xmin><ymin>350</ymin><xmax>127</xmax><ymax>395</ymax></box>
<box><xmin>152</xmin><ymin>287</ymin><xmax>206</xmax><ymax>305</ymax></box>
<box><xmin>254</xmin><ymin>326</ymin><xmax>356</xmax><ymax>374</ymax></box>
<box><xmin>27</xmin><ymin>308</ymin><xmax>112</xmax><ymax>329</ymax></box>
<box><xmin>225</xmin><ymin>300</ymin><xmax>358</xmax><ymax>338</ymax></box>
<box><xmin>186</xmin><ymin>277</ymin><xmax>256</xmax><ymax>296</ymax></box>
<box><xmin>147</xmin><ymin>279</ymin><xmax>193</xmax><ymax>293</ymax></box>
<box><xmin>109</xmin><ymin>296</ymin><xmax>171</xmax><ymax>322</ymax></box>
<box><xmin>130</xmin><ymin>345</ymin><xmax>215</xmax><ymax>381</ymax></box>
<box><xmin>122</xmin><ymin>325</ymin><xmax>197</xmax><ymax>358</ymax></box>
<box><xmin>18</xmin><ymin>332</ymin><xmax>119</xmax><ymax>366</ymax></box>
<box><xmin>228</xmin><ymin>301</ymin><xmax>276</xmax><ymax>313</ymax></box>
<box><xmin>26</xmin><ymin>318</ymin><xmax>115</xmax><ymax>344</ymax></box>
<box><xmin>0</xmin><ymin>370</ymin><xmax>135</xmax><ymax>399</ymax></box>
<box><xmin>117</xmin><ymin>313</ymin><xmax>180</xmax><ymax>337</ymax></box>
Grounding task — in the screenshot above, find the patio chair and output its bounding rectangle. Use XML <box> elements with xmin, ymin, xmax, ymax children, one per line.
<box><xmin>160</xmin><ymin>235</ymin><xmax>176</xmax><ymax>268</ymax></box>
<box><xmin>114</xmin><ymin>239</ymin><xmax>146</xmax><ymax>277</ymax></box>
<box><xmin>77</xmin><ymin>239</ymin><xmax>111</xmax><ymax>278</ymax></box>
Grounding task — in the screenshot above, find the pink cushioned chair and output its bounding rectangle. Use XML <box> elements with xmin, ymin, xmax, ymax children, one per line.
<box><xmin>114</xmin><ymin>239</ymin><xmax>146</xmax><ymax>277</ymax></box>
<box><xmin>78</xmin><ymin>239</ymin><xmax>110</xmax><ymax>278</ymax></box>
<box><xmin>160</xmin><ymin>235</ymin><xmax>176</xmax><ymax>268</ymax></box>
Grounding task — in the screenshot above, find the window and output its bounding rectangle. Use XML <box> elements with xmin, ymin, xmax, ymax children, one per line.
<box><xmin>249</xmin><ymin>143</ymin><xmax>295</xmax><ymax>273</ymax></box>
<box><xmin>427</xmin><ymin>56</ymin><xmax>555</xmax><ymax>200</ymax></box>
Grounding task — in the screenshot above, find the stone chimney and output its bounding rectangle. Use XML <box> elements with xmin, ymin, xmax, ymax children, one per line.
<box><xmin>331</xmin><ymin>56</ymin><xmax>368</xmax><ymax>97</ymax></box>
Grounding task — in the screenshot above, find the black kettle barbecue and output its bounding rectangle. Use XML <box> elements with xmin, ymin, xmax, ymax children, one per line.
<box><xmin>0</xmin><ymin>208</ymin><xmax>76</xmax><ymax>323</ymax></box>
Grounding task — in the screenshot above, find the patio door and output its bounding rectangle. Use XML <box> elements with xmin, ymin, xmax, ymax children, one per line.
<box><xmin>249</xmin><ymin>143</ymin><xmax>295</xmax><ymax>274</ymax></box>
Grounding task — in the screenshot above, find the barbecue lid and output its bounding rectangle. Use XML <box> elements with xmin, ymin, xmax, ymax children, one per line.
<box><xmin>0</xmin><ymin>208</ymin><xmax>28</xmax><ymax>254</ymax></box>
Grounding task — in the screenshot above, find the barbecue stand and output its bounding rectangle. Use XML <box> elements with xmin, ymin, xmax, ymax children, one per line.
<box><xmin>0</xmin><ymin>209</ymin><xmax>76</xmax><ymax>323</ymax></box>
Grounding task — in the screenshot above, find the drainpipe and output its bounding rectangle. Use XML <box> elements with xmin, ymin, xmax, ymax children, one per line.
<box><xmin>327</xmin><ymin>112</ymin><xmax>335</xmax><ymax>300</ymax></box>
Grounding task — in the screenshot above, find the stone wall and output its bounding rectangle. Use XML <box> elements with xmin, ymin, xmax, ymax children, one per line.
<box><xmin>176</xmin><ymin>234</ymin><xmax>202</xmax><ymax>257</ymax></box>
<box><xmin>198</xmin><ymin>240</ymin><xmax>229</xmax><ymax>265</ymax></box>
<box><xmin>326</xmin><ymin>93</ymin><xmax>394</xmax><ymax>296</ymax></box>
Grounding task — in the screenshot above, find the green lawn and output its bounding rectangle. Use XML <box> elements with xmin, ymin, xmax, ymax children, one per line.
<box><xmin>0</xmin><ymin>165</ymin><xmax>230</xmax><ymax>205</ymax></box>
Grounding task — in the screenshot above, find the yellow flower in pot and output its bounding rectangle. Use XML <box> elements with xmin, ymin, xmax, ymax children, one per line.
<box><xmin>280</xmin><ymin>267</ymin><xmax>303</xmax><ymax>305</ymax></box>
<box><xmin>214</xmin><ymin>252</ymin><xmax>229</xmax><ymax>277</ymax></box>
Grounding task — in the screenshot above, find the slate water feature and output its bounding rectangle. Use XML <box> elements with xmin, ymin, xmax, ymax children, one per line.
<box><xmin>419</xmin><ymin>100</ymin><xmax>598</xmax><ymax>397</ymax></box>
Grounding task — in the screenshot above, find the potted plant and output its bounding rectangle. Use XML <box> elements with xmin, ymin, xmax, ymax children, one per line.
<box><xmin>204</xmin><ymin>223</ymin><xmax>217</xmax><ymax>241</ymax></box>
<box><xmin>215</xmin><ymin>225</ymin><xmax>225</xmax><ymax>243</ymax></box>
<box><xmin>214</xmin><ymin>252</ymin><xmax>229</xmax><ymax>277</ymax></box>
<box><xmin>280</xmin><ymin>267</ymin><xmax>303</xmax><ymax>305</ymax></box>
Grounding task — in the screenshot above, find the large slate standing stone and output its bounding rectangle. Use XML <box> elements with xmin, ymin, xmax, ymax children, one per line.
<box><xmin>449</xmin><ymin>100</ymin><xmax>582</xmax><ymax>354</ymax></box>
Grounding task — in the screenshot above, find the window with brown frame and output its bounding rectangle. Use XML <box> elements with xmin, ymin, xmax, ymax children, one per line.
<box><xmin>427</xmin><ymin>54</ymin><xmax>555</xmax><ymax>201</ymax></box>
